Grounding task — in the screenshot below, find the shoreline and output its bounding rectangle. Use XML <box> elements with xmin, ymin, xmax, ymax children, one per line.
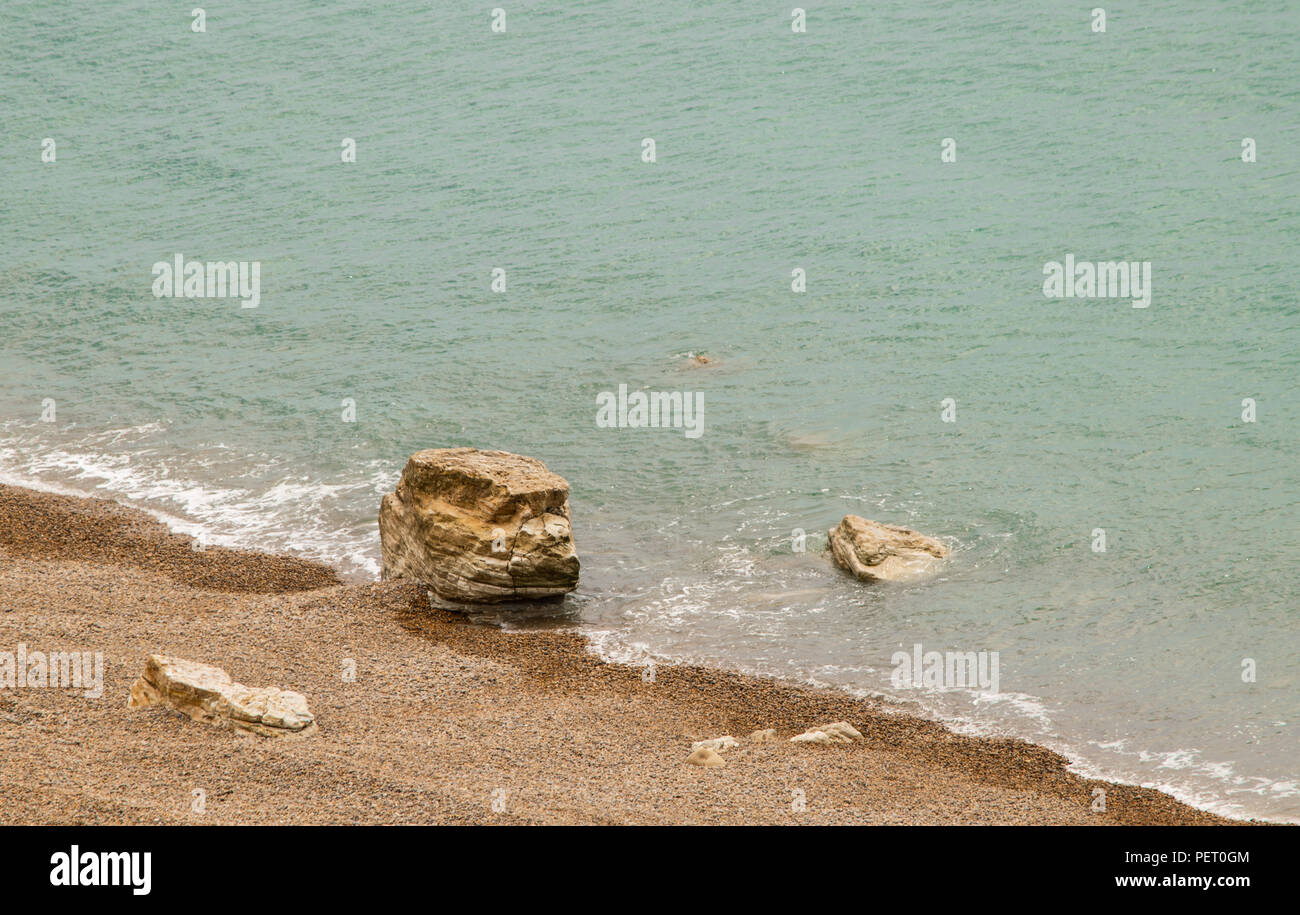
<box><xmin>0</xmin><ymin>482</ymin><xmax>1260</xmax><ymax>825</ymax></box>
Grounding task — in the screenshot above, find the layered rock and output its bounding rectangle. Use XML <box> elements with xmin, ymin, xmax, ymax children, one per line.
<box><xmin>379</xmin><ymin>448</ymin><xmax>579</xmax><ymax>602</ymax></box>
<box><xmin>128</xmin><ymin>655</ymin><xmax>316</xmax><ymax>737</ymax></box>
<box><xmin>828</xmin><ymin>515</ymin><xmax>948</xmax><ymax>583</ymax></box>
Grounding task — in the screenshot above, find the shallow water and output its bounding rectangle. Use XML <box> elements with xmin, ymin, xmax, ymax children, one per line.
<box><xmin>2</xmin><ymin>1</ymin><xmax>1297</xmax><ymax>821</ymax></box>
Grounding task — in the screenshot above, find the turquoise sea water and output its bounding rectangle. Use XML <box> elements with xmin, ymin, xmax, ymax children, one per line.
<box><xmin>2</xmin><ymin>2</ymin><xmax>1297</xmax><ymax>820</ymax></box>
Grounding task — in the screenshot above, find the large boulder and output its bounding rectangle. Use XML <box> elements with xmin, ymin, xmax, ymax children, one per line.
<box><xmin>379</xmin><ymin>448</ymin><xmax>579</xmax><ymax>602</ymax></box>
<box><xmin>128</xmin><ymin>655</ymin><xmax>316</xmax><ymax>737</ymax></box>
<box><xmin>828</xmin><ymin>515</ymin><xmax>948</xmax><ymax>583</ymax></box>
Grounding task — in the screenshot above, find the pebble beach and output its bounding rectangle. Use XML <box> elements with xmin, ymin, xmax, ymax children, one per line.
<box><xmin>0</xmin><ymin>483</ymin><xmax>1245</xmax><ymax>826</ymax></box>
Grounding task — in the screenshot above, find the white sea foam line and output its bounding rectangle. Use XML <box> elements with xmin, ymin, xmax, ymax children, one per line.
<box><xmin>0</xmin><ymin>434</ymin><xmax>386</xmax><ymax>578</ymax></box>
<box><xmin>1062</xmin><ymin>750</ymin><xmax>1300</xmax><ymax>825</ymax></box>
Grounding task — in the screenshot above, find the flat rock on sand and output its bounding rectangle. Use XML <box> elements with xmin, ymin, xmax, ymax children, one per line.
<box><xmin>791</xmin><ymin>722</ymin><xmax>864</xmax><ymax>744</ymax></box>
<box><xmin>129</xmin><ymin>654</ymin><xmax>316</xmax><ymax>738</ymax></box>
<box><xmin>686</xmin><ymin>747</ymin><xmax>726</xmax><ymax>767</ymax></box>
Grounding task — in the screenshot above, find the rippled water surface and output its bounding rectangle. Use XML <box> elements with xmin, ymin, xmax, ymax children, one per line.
<box><xmin>2</xmin><ymin>1</ymin><xmax>1297</xmax><ymax>821</ymax></box>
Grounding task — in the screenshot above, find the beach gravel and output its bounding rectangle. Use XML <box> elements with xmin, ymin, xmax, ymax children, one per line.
<box><xmin>0</xmin><ymin>484</ymin><xmax>1243</xmax><ymax>825</ymax></box>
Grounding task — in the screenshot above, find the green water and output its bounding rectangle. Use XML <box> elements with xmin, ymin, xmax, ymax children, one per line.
<box><xmin>1</xmin><ymin>1</ymin><xmax>1297</xmax><ymax>820</ymax></box>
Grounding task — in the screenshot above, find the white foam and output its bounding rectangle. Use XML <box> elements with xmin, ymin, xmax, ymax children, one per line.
<box><xmin>0</xmin><ymin>423</ymin><xmax>384</xmax><ymax>579</ymax></box>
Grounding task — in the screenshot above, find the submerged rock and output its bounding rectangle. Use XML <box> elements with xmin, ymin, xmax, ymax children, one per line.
<box><xmin>748</xmin><ymin>728</ymin><xmax>778</xmax><ymax>742</ymax></box>
<box><xmin>128</xmin><ymin>655</ymin><xmax>315</xmax><ymax>737</ymax></box>
<box><xmin>827</xmin><ymin>515</ymin><xmax>948</xmax><ymax>583</ymax></box>
<box><xmin>791</xmin><ymin>721</ymin><xmax>863</xmax><ymax>744</ymax></box>
<box><xmin>691</xmin><ymin>736</ymin><xmax>739</xmax><ymax>754</ymax></box>
<box><xmin>379</xmin><ymin>448</ymin><xmax>579</xmax><ymax>603</ymax></box>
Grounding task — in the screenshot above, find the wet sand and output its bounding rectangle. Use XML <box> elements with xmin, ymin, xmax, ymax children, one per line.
<box><xmin>0</xmin><ymin>483</ymin><xmax>1246</xmax><ymax>825</ymax></box>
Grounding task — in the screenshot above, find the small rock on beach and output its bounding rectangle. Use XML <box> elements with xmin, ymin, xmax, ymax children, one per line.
<box><xmin>791</xmin><ymin>722</ymin><xmax>863</xmax><ymax>744</ymax></box>
<box><xmin>686</xmin><ymin>746</ymin><xmax>726</xmax><ymax>767</ymax></box>
<box><xmin>128</xmin><ymin>654</ymin><xmax>316</xmax><ymax>737</ymax></box>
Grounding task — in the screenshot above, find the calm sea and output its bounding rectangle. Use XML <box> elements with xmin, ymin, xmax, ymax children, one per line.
<box><xmin>2</xmin><ymin>1</ymin><xmax>1297</xmax><ymax>821</ymax></box>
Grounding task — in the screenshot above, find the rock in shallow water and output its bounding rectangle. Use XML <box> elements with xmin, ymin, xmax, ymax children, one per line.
<box><xmin>378</xmin><ymin>448</ymin><xmax>580</xmax><ymax>603</ymax></box>
<box><xmin>827</xmin><ymin>515</ymin><xmax>948</xmax><ymax>583</ymax></box>
<box><xmin>128</xmin><ymin>655</ymin><xmax>316</xmax><ymax>737</ymax></box>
